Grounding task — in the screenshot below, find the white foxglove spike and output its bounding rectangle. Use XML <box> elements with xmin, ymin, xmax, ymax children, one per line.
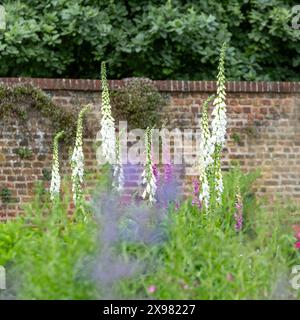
<box><xmin>211</xmin><ymin>43</ymin><xmax>227</xmax><ymax>149</ymax></box>
<box><xmin>71</xmin><ymin>105</ymin><xmax>89</xmax><ymax>206</ymax></box>
<box><xmin>141</xmin><ymin>127</ymin><xmax>157</xmax><ymax>204</ymax></box>
<box><xmin>211</xmin><ymin>42</ymin><xmax>227</xmax><ymax>204</ymax></box>
<box><xmin>198</xmin><ymin>95</ymin><xmax>214</xmax><ymax>208</ymax></box>
<box><xmin>50</xmin><ymin>131</ymin><xmax>64</xmax><ymax>201</ymax></box>
<box><xmin>112</xmin><ymin>133</ymin><xmax>124</xmax><ymax>192</ymax></box>
<box><xmin>100</xmin><ymin>61</ymin><xmax>116</xmax><ymax>164</ymax></box>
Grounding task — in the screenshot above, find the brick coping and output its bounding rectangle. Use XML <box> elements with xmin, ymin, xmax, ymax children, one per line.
<box><xmin>0</xmin><ymin>77</ymin><xmax>299</xmax><ymax>93</ymax></box>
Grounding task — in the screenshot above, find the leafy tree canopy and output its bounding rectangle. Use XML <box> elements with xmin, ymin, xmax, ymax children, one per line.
<box><xmin>0</xmin><ymin>0</ymin><xmax>299</xmax><ymax>80</ymax></box>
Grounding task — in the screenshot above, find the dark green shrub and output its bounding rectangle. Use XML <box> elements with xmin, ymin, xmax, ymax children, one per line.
<box><xmin>0</xmin><ymin>0</ymin><xmax>298</xmax><ymax>80</ymax></box>
<box><xmin>111</xmin><ymin>78</ymin><xmax>167</xmax><ymax>129</ymax></box>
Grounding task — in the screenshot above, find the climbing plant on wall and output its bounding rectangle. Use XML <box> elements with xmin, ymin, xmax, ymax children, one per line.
<box><xmin>0</xmin><ymin>84</ymin><xmax>79</xmax><ymax>143</ymax></box>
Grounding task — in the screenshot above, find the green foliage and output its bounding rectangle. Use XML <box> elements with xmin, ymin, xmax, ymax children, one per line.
<box><xmin>15</xmin><ymin>147</ymin><xmax>32</xmax><ymax>159</ymax></box>
<box><xmin>42</xmin><ymin>168</ymin><xmax>52</xmax><ymax>181</ymax></box>
<box><xmin>0</xmin><ymin>169</ymin><xmax>299</xmax><ymax>299</ymax></box>
<box><xmin>0</xmin><ymin>84</ymin><xmax>77</xmax><ymax>142</ymax></box>
<box><xmin>0</xmin><ymin>0</ymin><xmax>299</xmax><ymax>80</ymax></box>
<box><xmin>0</xmin><ymin>187</ymin><xmax>12</xmax><ymax>204</ymax></box>
<box><xmin>121</xmin><ymin>170</ymin><xmax>300</xmax><ymax>300</ymax></box>
<box><xmin>232</xmin><ymin>132</ymin><xmax>242</xmax><ymax>144</ymax></box>
<box><xmin>0</xmin><ymin>188</ymin><xmax>98</xmax><ymax>299</ymax></box>
<box><xmin>111</xmin><ymin>78</ymin><xmax>166</xmax><ymax>129</ymax></box>
<box><xmin>0</xmin><ymin>218</ymin><xmax>27</xmax><ymax>267</ymax></box>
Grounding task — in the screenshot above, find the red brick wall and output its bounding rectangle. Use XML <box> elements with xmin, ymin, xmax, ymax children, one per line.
<box><xmin>0</xmin><ymin>78</ymin><xmax>299</xmax><ymax>218</ymax></box>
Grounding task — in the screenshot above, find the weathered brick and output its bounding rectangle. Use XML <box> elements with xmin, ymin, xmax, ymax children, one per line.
<box><xmin>0</xmin><ymin>78</ymin><xmax>299</xmax><ymax>216</ymax></box>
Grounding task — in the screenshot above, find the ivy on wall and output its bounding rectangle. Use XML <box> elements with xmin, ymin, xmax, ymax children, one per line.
<box><xmin>0</xmin><ymin>84</ymin><xmax>78</xmax><ymax>143</ymax></box>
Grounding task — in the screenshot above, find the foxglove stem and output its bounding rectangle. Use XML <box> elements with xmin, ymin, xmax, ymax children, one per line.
<box><xmin>112</xmin><ymin>132</ymin><xmax>124</xmax><ymax>192</ymax></box>
<box><xmin>151</xmin><ymin>145</ymin><xmax>159</xmax><ymax>184</ymax></box>
<box><xmin>234</xmin><ymin>184</ymin><xmax>243</xmax><ymax>232</ymax></box>
<box><xmin>50</xmin><ymin>131</ymin><xmax>64</xmax><ymax>201</ymax></box>
<box><xmin>199</xmin><ymin>95</ymin><xmax>214</xmax><ymax>209</ymax></box>
<box><xmin>213</xmin><ymin>144</ymin><xmax>223</xmax><ymax>204</ymax></box>
<box><xmin>141</xmin><ymin>127</ymin><xmax>157</xmax><ymax>204</ymax></box>
<box><xmin>199</xmin><ymin>170</ymin><xmax>210</xmax><ymax>209</ymax></box>
<box><xmin>200</xmin><ymin>95</ymin><xmax>215</xmax><ymax>167</ymax></box>
<box><xmin>71</xmin><ymin>105</ymin><xmax>89</xmax><ymax>206</ymax></box>
<box><xmin>100</xmin><ymin>61</ymin><xmax>116</xmax><ymax>164</ymax></box>
<box><xmin>211</xmin><ymin>42</ymin><xmax>227</xmax><ymax>204</ymax></box>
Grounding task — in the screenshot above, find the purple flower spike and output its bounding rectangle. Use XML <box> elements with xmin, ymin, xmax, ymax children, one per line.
<box><xmin>191</xmin><ymin>179</ymin><xmax>201</xmax><ymax>209</ymax></box>
<box><xmin>152</xmin><ymin>163</ymin><xmax>159</xmax><ymax>184</ymax></box>
<box><xmin>164</xmin><ymin>163</ymin><xmax>173</xmax><ymax>184</ymax></box>
<box><xmin>234</xmin><ymin>189</ymin><xmax>243</xmax><ymax>232</ymax></box>
<box><xmin>234</xmin><ymin>212</ymin><xmax>243</xmax><ymax>231</ymax></box>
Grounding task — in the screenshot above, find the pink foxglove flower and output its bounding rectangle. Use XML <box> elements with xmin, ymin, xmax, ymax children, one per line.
<box><xmin>294</xmin><ymin>242</ymin><xmax>300</xmax><ymax>249</ymax></box>
<box><xmin>192</xmin><ymin>179</ymin><xmax>201</xmax><ymax>208</ymax></box>
<box><xmin>147</xmin><ymin>285</ymin><xmax>156</xmax><ymax>294</ymax></box>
